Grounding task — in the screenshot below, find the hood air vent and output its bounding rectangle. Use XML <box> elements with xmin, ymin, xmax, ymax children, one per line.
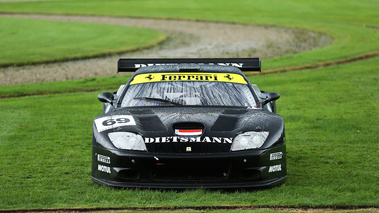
<box><xmin>173</xmin><ymin>122</ymin><xmax>204</xmax><ymax>136</ymax></box>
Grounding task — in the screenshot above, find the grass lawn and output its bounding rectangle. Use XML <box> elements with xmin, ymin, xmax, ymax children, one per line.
<box><xmin>0</xmin><ymin>16</ymin><xmax>166</xmax><ymax>66</ymax></box>
<box><xmin>0</xmin><ymin>74</ymin><xmax>132</xmax><ymax>98</ymax></box>
<box><xmin>0</xmin><ymin>0</ymin><xmax>377</xmax><ymax>210</ymax></box>
<box><xmin>0</xmin><ymin>0</ymin><xmax>377</xmax><ymax>98</ymax></box>
<box><xmin>0</xmin><ymin>0</ymin><xmax>378</xmax><ymax>70</ymax></box>
<box><xmin>0</xmin><ymin>57</ymin><xmax>377</xmax><ymax>210</ymax></box>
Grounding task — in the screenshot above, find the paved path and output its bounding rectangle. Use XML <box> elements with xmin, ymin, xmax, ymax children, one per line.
<box><xmin>0</xmin><ymin>14</ymin><xmax>328</xmax><ymax>85</ymax></box>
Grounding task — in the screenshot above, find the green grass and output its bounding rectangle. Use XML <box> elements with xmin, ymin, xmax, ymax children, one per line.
<box><xmin>90</xmin><ymin>211</ymin><xmax>286</xmax><ymax>213</ymax></box>
<box><xmin>0</xmin><ymin>0</ymin><xmax>378</xmax><ymax>70</ymax></box>
<box><xmin>0</xmin><ymin>58</ymin><xmax>377</xmax><ymax>210</ymax></box>
<box><xmin>0</xmin><ymin>0</ymin><xmax>378</xmax><ymax>210</ymax></box>
<box><xmin>0</xmin><ymin>17</ymin><xmax>166</xmax><ymax>66</ymax></box>
<box><xmin>88</xmin><ymin>211</ymin><xmax>376</xmax><ymax>213</ymax></box>
<box><xmin>0</xmin><ymin>0</ymin><xmax>377</xmax><ymax>97</ymax></box>
<box><xmin>0</xmin><ymin>74</ymin><xmax>132</xmax><ymax>98</ymax></box>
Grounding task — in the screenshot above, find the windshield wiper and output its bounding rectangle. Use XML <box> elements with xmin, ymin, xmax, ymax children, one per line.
<box><xmin>134</xmin><ymin>97</ymin><xmax>182</xmax><ymax>105</ymax></box>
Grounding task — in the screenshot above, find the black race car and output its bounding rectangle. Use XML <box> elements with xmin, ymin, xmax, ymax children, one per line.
<box><xmin>92</xmin><ymin>58</ymin><xmax>286</xmax><ymax>189</ymax></box>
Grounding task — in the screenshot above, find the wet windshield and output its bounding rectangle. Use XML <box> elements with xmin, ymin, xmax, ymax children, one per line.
<box><xmin>121</xmin><ymin>81</ymin><xmax>257</xmax><ymax>107</ymax></box>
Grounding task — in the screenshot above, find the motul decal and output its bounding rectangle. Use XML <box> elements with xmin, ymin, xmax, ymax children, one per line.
<box><xmin>144</xmin><ymin>136</ymin><xmax>232</xmax><ymax>144</ymax></box>
<box><xmin>98</xmin><ymin>164</ymin><xmax>111</xmax><ymax>174</ymax></box>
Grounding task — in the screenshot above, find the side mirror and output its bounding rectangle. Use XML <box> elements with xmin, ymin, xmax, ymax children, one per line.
<box><xmin>98</xmin><ymin>92</ymin><xmax>114</xmax><ymax>104</ymax></box>
<box><xmin>263</xmin><ymin>92</ymin><xmax>280</xmax><ymax>105</ymax></box>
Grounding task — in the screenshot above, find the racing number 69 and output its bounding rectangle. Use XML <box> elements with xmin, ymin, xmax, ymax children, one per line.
<box><xmin>102</xmin><ymin>118</ymin><xmax>130</xmax><ymax>126</ymax></box>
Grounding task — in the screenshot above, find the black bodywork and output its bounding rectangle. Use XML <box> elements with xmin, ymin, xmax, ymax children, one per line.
<box><xmin>92</xmin><ymin>58</ymin><xmax>286</xmax><ymax>189</ymax></box>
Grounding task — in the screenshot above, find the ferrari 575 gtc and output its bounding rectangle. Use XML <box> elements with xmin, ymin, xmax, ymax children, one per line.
<box><xmin>92</xmin><ymin>58</ymin><xmax>286</xmax><ymax>189</ymax></box>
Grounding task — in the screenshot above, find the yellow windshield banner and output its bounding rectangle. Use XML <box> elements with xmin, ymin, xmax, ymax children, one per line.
<box><xmin>130</xmin><ymin>73</ymin><xmax>247</xmax><ymax>85</ymax></box>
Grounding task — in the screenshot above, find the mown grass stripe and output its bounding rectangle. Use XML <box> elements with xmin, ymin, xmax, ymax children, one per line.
<box><xmin>251</xmin><ymin>52</ymin><xmax>379</xmax><ymax>76</ymax></box>
<box><xmin>0</xmin><ymin>16</ymin><xmax>166</xmax><ymax>67</ymax></box>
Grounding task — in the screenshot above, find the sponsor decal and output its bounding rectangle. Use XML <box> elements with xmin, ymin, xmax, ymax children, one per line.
<box><xmin>97</xmin><ymin>154</ymin><xmax>110</xmax><ymax>164</ymax></box>
<box><xmin>95</xmin><ymin>115</ymin><xmax>136</xmax><ymax>132</ymax></box>
<box><xmin>144</xmin><ymin>136</ymin><xmax>233</xmax><ymax>144</ymax></box>
<box><xmin>175</xmin><ymin>129</ymin><xmax>202</xmax><ymax>136</ymax></box>
<box><xmin>270</xmin><ymin>152</ymin><xmax>283</xmax><ymax>161</ymax></box>
<box><xmin>130</xmin><ymin>72</ymin><xmax>247</xmax><ymax>85</ymax></box>
<box><xmin>268</xmin><ymin>164</ymin><xmax>282</xmax><ymax>173</ymax></box>
<box><xmin>98</xmin><ymin>164</ymin><xmax>111</xmax><ymax>174</ymax></box>
<box><xmin>134</xmin><ymin>63</ymin><xmax>244</xmax><ymax>69</ymax></box>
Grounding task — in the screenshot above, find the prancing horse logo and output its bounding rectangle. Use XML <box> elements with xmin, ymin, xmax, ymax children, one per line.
<box><xmin>225</xmin><ymin>74</ymin><xmax>233</xmax><ymax>81</ymax></box>
<box><xmin>145</xmin><ymin>74</ymin><xmax>154</xmax><ymax>80</ymax></box>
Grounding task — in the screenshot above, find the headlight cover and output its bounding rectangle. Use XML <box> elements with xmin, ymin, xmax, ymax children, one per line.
<box><xmin>108</xmin><ymin>132</ymin><xmax>147</xmax><ymax>151</ymax></box>
<box><xmin>231</xmin><ymin>131</ymin><xmax>269</xmax><ymax>151</ymax></box>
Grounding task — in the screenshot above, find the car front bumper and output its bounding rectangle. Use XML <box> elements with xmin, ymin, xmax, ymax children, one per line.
<box><xmin>91</xmin><ymin>143</ymin><xmax>286</xmax><ymax>189</ymax></box>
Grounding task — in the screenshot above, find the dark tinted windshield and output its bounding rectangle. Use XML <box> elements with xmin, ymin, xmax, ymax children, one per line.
<box><xmin>121</xmin><ymin>81</ymin><xmax>257</xmax><ymax>107</ymax></box>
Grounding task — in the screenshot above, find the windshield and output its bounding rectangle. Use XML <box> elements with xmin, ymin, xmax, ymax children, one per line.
<box><xmin>121</xmin><ymin>81</ymin><xmax>257</xmax><ymax>107</ymax></box>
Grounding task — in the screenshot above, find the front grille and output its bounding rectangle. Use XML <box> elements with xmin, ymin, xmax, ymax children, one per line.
<box><xmin>150</xmin><ymin>159</ymin><xmax>231</xmax><ymax>181</ymax></box>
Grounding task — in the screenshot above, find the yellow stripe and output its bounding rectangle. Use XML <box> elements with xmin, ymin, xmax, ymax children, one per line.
<box><xmin>130</xmin><ymin>73</ymin><xmax>247</xmax><ymax>85</ymax></box>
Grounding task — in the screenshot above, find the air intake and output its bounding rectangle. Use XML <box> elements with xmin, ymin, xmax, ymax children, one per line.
<box><xmin>172</xmin><ymin>122</ymin><xmax>204</xmax><ymax>136</ymax></box>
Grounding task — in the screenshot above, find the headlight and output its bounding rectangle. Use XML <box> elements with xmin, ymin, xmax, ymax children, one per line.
<box><xmin>108</xmin><ymin>132</ymin><xmax>147</xmax><ymax>151</ymax></box>
<box><xmin>230</xmin><ymin>131</ymin><xmax>269</xmax><ymax>151</ymax></box>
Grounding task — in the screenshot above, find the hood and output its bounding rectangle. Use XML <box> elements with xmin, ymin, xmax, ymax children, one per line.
<box><xmin>94</xmin><ymin>106</ymin><xmax>284</xmax><ymax>153</ymax></box>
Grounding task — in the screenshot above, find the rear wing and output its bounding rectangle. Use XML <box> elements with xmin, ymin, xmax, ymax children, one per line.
<box><xmin>117</xmin><ymin>58</ymin><xmax>261</xmax><ymax>72</ymax></box>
